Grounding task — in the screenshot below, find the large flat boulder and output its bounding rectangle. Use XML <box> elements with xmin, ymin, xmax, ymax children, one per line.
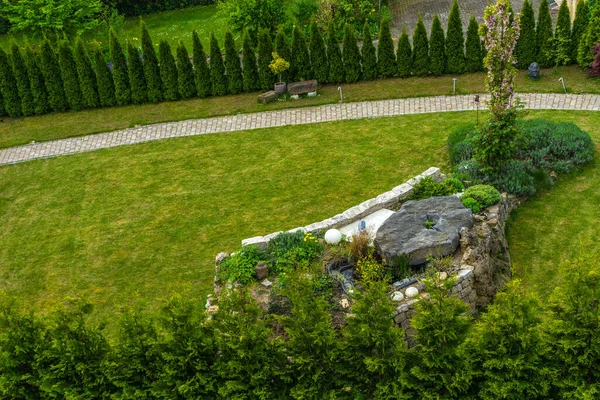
<box><xmin>287</xmin><ymin>80</ymin><xmax>318</xmax><ymax>95</ymax></box>
<box><xmin>375</xmin><ymin>196</ymin><xmax>474</xmax><ymax>265</ymax></box>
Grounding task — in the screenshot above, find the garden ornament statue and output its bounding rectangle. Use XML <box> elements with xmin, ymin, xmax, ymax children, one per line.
<box><xmin>528</xmin><ymin>62</ymin><xmax>540</xmax><ymax>80</ymax></box>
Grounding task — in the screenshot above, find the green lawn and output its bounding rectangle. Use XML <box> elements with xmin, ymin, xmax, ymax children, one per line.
<box><xmin>1</xmin><ymin>66</ymin><xmax>599</xmax><ymax>149</ymax></box>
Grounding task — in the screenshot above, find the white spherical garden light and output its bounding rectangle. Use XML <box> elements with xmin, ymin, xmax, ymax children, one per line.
<box><xmin>324</xmin><ymin>229</ymin><xmax>343</xmax><ymax>244</ymax></box>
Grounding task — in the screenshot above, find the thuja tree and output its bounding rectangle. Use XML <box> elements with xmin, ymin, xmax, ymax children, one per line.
<box><xmin>465</xmin><ymin>16</ymin><xmax>483</xmax><ymax>72</ymax></box>
<box><xmin>577</xmin><ymin>1</ymin><xmax>600</xmax><ymax>68</ymax></box>
<box><xmin>210</xmin><ymin>33</ymin><xmax>227</xmax><ymax>96</ymax></box>
<box><xmin>309</xmin><ymin>23</ymin><xmax>328</xmax><ymax>83</ymax></box>
<box><xmin>377</xmin><ymin>18</ymin><xmax>397</xmax><ymax>78</ymax></box>
<box><xmin>141</xmin><ymin>21</ymin><xmax>162</xmax><ymax>103</ymax></box>
<box><xmin>291</xmin><ymin>24</ymin><xmax>311</xmax><ymax>81</ymax></box>
<box><xmin>40</xmin><ymin>40</ymin><xmax>68</xmax><ymax>112</ymax></box>
<box><xmin>176</xmin><ymin>41</ymin><xmax>196</xmax><ymax>99</ymax></box>
<box><xmin>94</xmin><ymin>48</ymin><xmax>117</xmax><ymax>107</ymax></box>
<box><xmin>109</xmin><ymin>29</ymin><xmax>131</xmax><ymax>106</ymax></box>
<box><xmin>342</xmin><ymin>24</ymin><xmax>361</xmax><ymax>83</ymax></box>
<box><xmin>516</xmin><ymin>0</ymin><xmax>536</xmax><ymax>69</ymax></box>
<box><xmin>127</xmin><ymin>43</ymin><xmax>148</xmax><ymax>104</ymax></box>
<box><xmin>429</xmin><ymin>14</ymin><xmax>446</xmax><ymax>76</ymax></box>
<box><xmin>412</xmin><ymin>15</ymin><xmax>430</xmax><ymax>76</ymax></box>
<box><xmin>327</xmin><ymin>21</ymin><xmax>344</xmax><ymax>83</ymax></box>
<box><xmin>192</xmin><ymin>31</ymin><xmax>211</xmax><ymax>98</ymax></box>
<box><xmin>224</xmin><ymin>31</ymin><xmax>243</xmax><ymax>94</ymax></box>
<box><xmin>446</xmin><ymin>0</ymin><xmax>465</xmax><ymax>73</ymax></box>
<box><xmin>24</xmin><ymin>47</ymin><xmax>50</xmax><ymax>115</ymax></box>
<box><xmin>74</xmin><ymin>38</ymin><xmax>100</xmax><ymax>109</ymax></box>
<box><xmin>397</xmin><ymin>27</ymin><xmax>412</xmax><ymax>78</ymax></box>
<box><xmin>0</xmin><ymin>48</ymin><xmax>21</xmax><ymax>118</ymax></box>
<box><xmin>361</xmin><ymin>20</ymin><xmax>377</xmax><ymax>80</ymax></box>
<box><xmin>242</xmin><ymin>30</ymin><xmax>259</xmax><ymax>92</ymax></box>
<box><xmin>10</xmin><ymin>43</ymin><xmax>34</xmax><ymax>116</ymax></box>
<box><xmin>536</xmin><ymin>0</ymin><xmax>554</xmax><ymax>67</ymax></box>
<box><xmin>257</xmin><ymin>28</ymin><xmax>274</xmax><ymax>90</ymax></box>
<box><xmin>553</xmin><ymin>0</ymin><xmax>572</xmax><ymax>66</ymax></box>
<box><xmin>159</xmin><ymin>40</ymin><xmax>179</xmax><ymax>101</ymax></box>
<box><xmin>275</xmin><ymin>29</ymin><xmax>292</xmax><ymax>83</ymax></box>
<box><xmin>474</xmin><ymin>0</ymin><xmax>521</xmax><ymax>174</ymax></box>
<box><xmin>571</xmin><ymin>0</ymin><xmax>589</xmax><ymax>64</ymax></box>
<box><xmin>58</xmin><ymin>41</ymin><xmax>85</xmax><ymax>111</ymax></box>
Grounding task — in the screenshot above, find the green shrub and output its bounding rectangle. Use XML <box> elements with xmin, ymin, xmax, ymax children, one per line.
<box><xmin>39</xmin><ymin>40</ymin><xmax>68</xmax><ymax>112</ymax></box>
<box><xmin>0</xmin><ymin>48</ymin><xmax>21</xmax><ymax>118</ymax></box>
<box><xmin>193</xmin><ymin>31</ymin><xmax>211</xmax><ymax>98</ymax></box>
<box><xmin>571</xmin><ymin>0</ymin><xmax>589</xmax><ymax>63</ymax></box>
<box><xmin>224</xmin><ymin>31</ymin><xmax>243</xmax><ymax>94</ymax></box>
<box><xmin>409</xmin><ymin>176</ymin><xmax>464</xmax><ymax>200</ymax></box>
<box><xmin>461</xmin><ymin>197</ymin><xmax>482</xmax><ymax>213</ymax></box>
<box><xmin>266</xmin><ymin>231</ymin><xmax>323</xmax><ymax>273</ymax></box>
<box><xmin>218</xmin><ymin>245</ymin><xmax>267</xmax><ymax>284</ymax></box>
<box><xmin>516</xmin><ymin>0</ymin><xmax>536</xmax><ymax>69</ymax></box>
<box><xmin>342</xmin><ymin>24</ymin><xmax>361</xmax><ymax>83</ymax></box>
<box><xmin>461</xmin><ymin>184</ymin><xmax>500</xmax><ymax>210</ymax></box>
<box><xmin>257</xmin><ymin>28</ymin><xmax>275</xmax><ymax>91</ymax></box>
<box><xmin>361</xmin><ymin>20</ymin><xmax>377</xmax><ymax>80</ymax></box>
<box><xmin>58</xmin><ymin>41</ymin><xmax>85</xmax><ymax>111</ymax></box>
<box><xmin>446</xmin><ymin>0</ymin><xmax>465</xmax><ymax>74</ymax></box>
<box><xmin>10</xmin><ymin>43</ymin><xmax>34</xmax><ymax>116</ymax></box>
<box><xmin>109</xmin><ymin>29</ymin><xmax>131</xmax><ymax>106</ymax></box>
<box><xmin>242</xmin><ymin>30</ymin><xmax>259</xmax><ymax>92</ymax></box>
<box><xmin>141</xmin><ymin>21</ymin><xmax>163</xmax><ymax>103</ymax></box>
<box><xmin>453</xmin><ymin>159</ymin><xmax>484</xmax><ymax>184</ymax></box>
<box><xmin>176</xmin><ymin>41</ymin><xmax>196</xmax><ymax>99</ymax></box>
<box><xmin>465</xmin><ymin>16</ymin><xmax>483</xmax><ymax>73</ymax></box>
<box><xmin>159</xmin><ymin>40</ymin><xmax>179</xmax><ymax>101</ymax></box>
<box><xmin>377</xmin><ymin>18</ymin><xmax>396</xmax><ymax>78</ymax></box>
<box><xmin>127</xmin><ymin>43</ymin><xmax>148</xmax><ymax>104</ymax></box>
<box><xmin>396</xmin><ymin>27</ymin><xmax>412</xmax><ymax>78</ymax></box>
<box><xmin>275</xmin><ymin>29</ymin><xmax>292</xmax><ymax>83</ymax></box>
<box><xmin>291</xmin><ymin>24</ymin><xmax>311</xmax><ymax>81</ymax></box>
<box><xmin>309</xmin><ymin>22</ymin><xmax>328</xmax><ymax>83</ymax></box>
<box><xmin>24</xmin><ymin>47</ymin><xmax>50</xmax><ymax>115</ymax></box>
<box><xmin>93</xmin><ymin>48</ymin><xmax>117</xmax><ymax>107</ymax></box>
<box><xmin>493</xmin><ymin>160</ymin><xmax>536</xmax><ymax>197</ymax></box>
<box><xmin>327</xmin><ymin>21</ymin><xmax>344</xmax><ymax>83</ymax></box>
<box><xmin>74</xmin><ymin>38</ymin><xmax>100</xmax><ymax>109</ymax></box>
<box><xmin>210</xmin><ymin>33</ymin><xmax>227</xmax><ymax>96</ymax></box>
<box><xmin>412</xmin><ymin>15</ymin><xmax>430</xmax><ymax>76</ymax></box>
<box><xmin>356</xmin><ymin>255</ymin><xmax>384</xmax><ymax>282</ymax></box>
<box><xmin>536</xmin><ymin>0</ymin><xmax>554</xmax><ymax>67</ymax></box>
<box><xmin>429</xmin><ymin>14</ymin><xmax>446</xmax><ymax>76</ymax></box>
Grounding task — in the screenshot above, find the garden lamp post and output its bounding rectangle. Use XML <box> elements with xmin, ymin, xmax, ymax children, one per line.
<box><xmin>474</xmin><ymin>95</ymin><xmax>480</xmax><ymax>125</ymax></box>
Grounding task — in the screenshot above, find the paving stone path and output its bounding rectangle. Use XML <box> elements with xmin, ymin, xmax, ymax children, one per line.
<box><xmin>1</xmin><ymin>93</ymin><xmax>599</xmax><ymax>167</ymax></box>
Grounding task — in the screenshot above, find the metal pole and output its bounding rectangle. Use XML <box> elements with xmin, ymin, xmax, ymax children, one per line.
<box><xmin>453</xmin><ymin>78</ymin><xmax>457</xmax><ymax>95</ymax></box>
<box><xmin>338</xmin><ymin>87</ymin><xmax>343</xmax><ymax>103</ymax></box>
<box><xmin>559</xmin><ymin>77</ymin><xmax>567</xmax><ymax>94</ymax></box>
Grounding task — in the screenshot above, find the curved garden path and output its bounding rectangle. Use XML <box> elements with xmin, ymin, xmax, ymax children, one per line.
<box><xmin>1</xmin><ymin>93</ymin><xmax>599</xmax><ymax>167</ymax></box>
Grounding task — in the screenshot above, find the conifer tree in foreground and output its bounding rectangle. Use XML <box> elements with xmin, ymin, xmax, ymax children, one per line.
<box><xmin>446</xmin><ymin>0</ymin><xmax>465</xmax><ymax>73</ymax></box>
<box><xmin>257</xmin><ymin>28</ymin><xmax>274</xmax><ymax>91</ymax></box>
<box><xmin>309</xmin><ymin>22</ymin><xmax>328</xmax><ymax>83</ymax></box>
<box><xmin>74</xmin><ymin>38</ymin><xmax>100</xmax><ymax>109</ymax></box>
<box><xmin>0</xmin><ymin>48</ymin><xmax>21</xmax><ymax>118</ymax></box>
<box><xmin>412</xmin><ymin>15</ymin><xmax>430</xmax><ymax>76</ymax></box>
<box><xmin>242</xmin><ymin>30</ymin><xmax>259</xmax><ymax>92</ymax></box>
<box><xmin>94</xmin><ymin>48</ymin><xmax>117</xmax><ymax>107</ymax></box>
<box><xmin>361</xmin><ymin>21</ymin><xmax>377</xmax><ymax>80</ymax></box>
<box><xmin>192</xmin><ymin>31</ymin><xmax>212</xmax><ymax>98</ymax></box>
<box><xmin>577</xmin><ymin>0</ymin><xmax>600</xmax><ymax>68</ymax></box>
<box><xmin>209</xmin><ymin>33</ymin><xmax>227</xmax><ymax>96</ymax></box>
<box><xmin>109</xmin><ymin>29</ymin><xmax>131</xmax><ymax>106</ymax></box>
<box><xmin>465</xmin><ymin>16</ymin><xmax>483</xmax><ymax>73</ymax></box>
<box><xmin>516</xmin><ymin>0</ymin><xmax>536</xmax><ymax>69</ymax></box>
<box><xmin>275</xmin><ymin>29</ymin><xmax>292</xmax><ymax>83</ymax></box>
<box><xmin>377</xmin><ymin>18</ymin><xmax>396</xmax><ymax>78</ymax></box>
<box><xmin>327</xmin><ymin>21</ymin><xmax>344</xmax><ymax>83</ymax></box>
<box><xmin>127</xmin><ymin>43</ymin><xmax>148</xmax><ymax>104</ymax></box>
<box><xmin>536</xmin><ymin>0</ymin><xmax>554</xmax><ymax>67</ymax></box>
<box><xmin>10</xmin><ymin>43</ymin><xmax>34</xmax><ymax>116</ymax></box>
<box><xmin>224</xmin><ymin>32</ymin><xmax>243</xmax><ymax>94</ymax></box>
<box><xmin>40</xmin><ymin>40</ymin><xmax>68</xmax><ymax>112</ymax></box>
<box><xmin>342</xmin><ymin>24</ymin><xmax>361</xmax><ymax>83</ymax></box>
<box><xmin>141</xmin><ymin>21</ymin><xmax>163</xmax><ymax>103</ymax></box>
<box><xmin>396</xmin><ymin>27</ymin><xmax>412</xmax><ymax>78</ymax></box>
<box><xmin>176</xmin><ymin>41</ymin><xmax>196</xmax><ymax>99</ymax></box>
<box><xmin>429</xmin><ymin>14</ymin><xmax>446</xmax><ymax>76</ymax></box>
<box><xmin>555</xmin><ymin>0</ymin><xmax>572</xmax><ymax>65</ymax></box>
<box><xmin>159</xmin><ymin>40</ymin><xmax>179</xmax><ymax>101</ymax></box>
<box><xmin>58</xmin><ymin>41</ymin><xmax>84</xmax><ymax>111</ymax></box>
<box><xmin>24</xmin><ymin>47</ymin><xmax>50</xmax><ymax>115</ymax></box>
<box><xmin>571</xmin><ymin>0</ymin><xmax>589</xmax><ymax>64</ymax></box>
<box><xmin>291</xmin><ymin>24</ymin><xmax>311</xmax><ymax>81</ymax></box>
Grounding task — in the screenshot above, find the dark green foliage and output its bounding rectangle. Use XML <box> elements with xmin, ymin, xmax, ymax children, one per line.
<box><xmin>408</xmin><ymin>176</ymin><xmax>464</xmax><ymax>200</ymax></box>
<box><xmin>9</xmin><ymin>43</ymin><xmax>34</xmax><ymax>116</ymax></box>
<box><xmin>176</xmin><ymin>41</ymin><xmax>197</xmax><ymax>99</ymax></box>
<box><xmin>209</xmin><ymin>33</ymin><xmax>227</xmax><ymax>96</ymax></box>
<box><xmin>577</xmin><ymin>1</ymin><xmax>600</xmax><ymax>67</ymax></box>
<box><xmin>265</xmin><ymin>231</ymin><xmax>323</xmax><ymax>273</ymax></box>
<box><xmin>493</xmin><ymin>160</ymin><xmax>536</xmax><ymax>196</ymax></box>
<box><xmin>342</xmin><ymin>24</ymin><xmax>361</xmax><ymax>83</ymax></box>
<box><xmin>127</xmin><ymin>43</ymin><xmax>148</xmax><ymax>104</ymax></box>
<box><xmin>23</xmin><ymin>47</ymin><xmax>49</xmax><ymax>115</ymax></box>
<box><xmin>327</xmin><ymin>21</ymin><xmax>344</xmax><ymax>83</ymax></box>
<box><xmin>309</xmin><ymin>23</ymin><xmax>328</xmax><ymax>83</ymax></box>
<box><xmin>429</xmin><ymin>14</ymin><xmax>446</xmax><ymax>76</ymax></box>
<box><xmin>516</xmin><ymin>0</ymin><xmax>536</xmax><ymax>69</ymax></box>
<box><xmin>555</xmin><ymin>0</ymin><xmax>572</xmax><ymax>65</ymax></box>
<box><xmin>275</xmin><ymin>28</ymin><xmax>292</xmax><ymax>83</ymax></box>
<box><xmin>39</xmin><ymin>40</ymin><xmax>68</xmax><ymax>112</ymax></box>
<box><xmin>159</xmin><ymin>40</ymin><xmax>179</xmax><ymax>101</ymax></box>
<box><xmin>377</xmin><ymin>18</ymin><xmax>397</xmax><ymax>78</ymax></box>
<box><xmin>192</xmin><ymin>30</ymin><xmax>211</xmax><ymax>98</ymax></box>
<box><xmin>397</xmin><ymin>27</ymin><xmax>412</xmax><ymax>78</ymax></box>
<box><xmin>291</xmin><ymin>24</ymin><xmax>311</xmax><ymax>81</ymax></box>
<box><xmin>219</xmin><ymin>245</ymin><xmax>267</xmax><ymax>284</ymax></box>
<box><xmin>361</xmin><ymin>20</ymin><xmax>377</xmax><ymax>80</ymax></box>
<box><xmin>446</xmin><ymin>0</ymin><xmax>465</xmax><ymax>73</ymax></box>
<box><xmin>74</xmin><ymin>38</ymin><xmax>100</xmax><ymax>109</ymax></box>
<box><xmin>242</xmin><ymin>30</ymin><xmax>259</xmax><ymax>92</ymax></box>
<box><xmin>461</xmin><ymin>184</ymin><xmax>501</xmax><ymax>210</ymax></box>
<box><xmin>465</xmin><ymin>16</ymin><xmax>483</xmax><ymax>72</ymax></box>
<box><xmin>93</xmin><ymin>48</ymin><xmax>117</xmax><ymax>107</ymax></box>
<box><xmin>412</xmin><ymin>15</ymin><xmax>430</xmax><ymax>76</ymax></box>
<box><xmin>224</xmin><ymin>31</ymin><xmax>243</xmax><ymax>94</ymax></box>
<box><xmin>536</xmin><ymin>0</ymin><xmax>554</xmax><ymax>67</ymax></box>
<box><xmin>109</xmin><ymin>29</ymin><xmax>131</xmax><ymax>106</ymax></box>
<box><xmin>58</xmin><ymin>41</ymin><xmax>84</xmax><ymax>111</ymax></box>
<box><xmin>571</xmin><ymin>0</ymin><xmax>590</xmax><ymax>63</ymax></box>
<box><xmin>257</xmin><ymin>28</ymin><xmax>275</xmax><ymax>90</ymax></box>
<box><xmin>141</xmin><ymin>21</ymin><xmax>163</xmax><ymax>103</ymax></box>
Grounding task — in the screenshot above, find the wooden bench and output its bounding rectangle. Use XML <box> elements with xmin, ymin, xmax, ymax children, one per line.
<box><xmin>287</xmin><ymin>80</ymin><xmax>318</xmax><ymax>95</ymax></box>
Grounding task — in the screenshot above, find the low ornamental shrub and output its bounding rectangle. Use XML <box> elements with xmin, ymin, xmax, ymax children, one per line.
<box><xmin>218</xmin><ymin>245</ymin><xmax>267</xmax><ymax>284</ymax></box>
<box><xmin>461</xmin><ymin>184</ymin><xmax>500</xmax><ymax>211</ymax></box>
<box><xmin>462</xmin><ymin>197</ymin><xmax>482</xmax><ymax>213</ymax></box>
<box><xmin>266</xmin><ymin>231</ymin><xmax>323</xmax><ymax>273</ymax></box>
<box><xmin>409</xmin><ymin>177</ymin><xmax>465</xmax><ymax>200</ymax></box>
<box><xmin>492</xmin><ymin>160</ymin><xmax>536</xmax><ymax>197</ymax></box>
<box><xmin>355</xmin><ymin>255</ymin><xmax>384</xmax><ymax>282</ymax></box>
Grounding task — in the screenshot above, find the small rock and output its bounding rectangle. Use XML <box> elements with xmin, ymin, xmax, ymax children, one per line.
<box><xmin>439</xmin><ymin>271</ymin><xmax>448</xmax><ymax>280</ymax></box>
<box><xmin>308</xmin><ymin>91</ymin><xmax>317</xmax><ymax>97</ymax></box>
<box><xmin>340</xmin><ymin>299</ymin><xmax>350</xmax><ymax>308</ymax></box>
<box><xmin>392</xmin><ymin>281</ymin><xmax>403</xmax><ymax>289</ymax></box>
<box><xmin>261</xmin><ymin>279</ymin><xmax>273</xmax><ymax>288</ymax></box>
<box><xmin>391</xmin><ymin>291</ymin><xmax>405</xmax><ymax>302</ymax></box>
<box><xmin>255</xmin><ymin>261</ymin><xmax>268</xmax><ymax>280</ymax></box>
<box><xmin>405</xmin><ymin>287</ymin><xmax>419</xmax><ymax>298</ymax></box>
<box><xmin>215</xmin><ymin>252</ymin><xmax>229</xmax><ymax>265</ymax></box>
<box><xmin>290</xmin><ymin>94</ymin><xmax>300</xmax><ymax>100</ymax></box>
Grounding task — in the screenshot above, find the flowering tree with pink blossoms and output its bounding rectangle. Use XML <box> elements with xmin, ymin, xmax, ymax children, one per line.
<box><xmin>474</xmin><ymin>0</ymin><xmax>523</xmax><ymax>174</ymax></box>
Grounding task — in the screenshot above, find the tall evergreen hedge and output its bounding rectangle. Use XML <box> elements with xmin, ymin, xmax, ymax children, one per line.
<box><xmin>516</xmin><ymin>0</ymin><xmax>536</xmax><ymax>69</ymax></box>
<box><xmin>24</xmin><ymin>47</ymin><xmax>50</xmax><ymax>115</ymax></box>
<box><xmin>446</xmin><ymin>0</ymin><xmax>465</xmax><ymax>73</ymax></box>
<box><xmin>327</xmin><ymin>21</ymin><xmax>344</xmax><ymax>83</ymax></box>
<box><xmin>159</xmin><ymin>40</ymin><xmax>179</xmax><ymax>101</ymax></box>
<box><xmin>342</xmin><ymin>24</ymin><xmax>361</xmax><ymax>83</ymax></box>
<box><xmin>291</xmin><ymin>25</ymin><xmax>311</xmax><ymax>81</ymax></box>
<box><xmin>224</xmin><ymin>31</ymin><xmax>243</xmax><ymax>94</ymax></box>
<box><xmin>465</xmin><ymin>16</ymin><xmax>483</xmax><ymax>73</ymax></box>
<box><xmin>210</xmin><ymin>33</ymin><xmax>227</xmax><ymax>96</ymax></box>
<box><xmin>361</xmin><ymin>20</ymin><xmax>377</xmax><ymax>80</ymax></box>
<box><xmin>141</xmin><ymin>21</ymin><xmax>163</xmax><ymax>103</ymax></box>
<box><xmin>536</xmin><ymin>0</ymin><xmax>554</xmax><ymax>67</ymax></box>
<box><xmin>555</xmin><ymin>0</ymin><xmax>572</xmax><ymax>65</ymax></box>
<box><xmin>257</xmin><ymin>28</ymin><xmax>274</xmax><ymax>91</ymax></box>
<box><xmin>0</xmin><ymin>48</ymin><xmax>21</xmax><ymax>118</ymax></box>
<box><xmin>397</xmin><ymin>27</ymin><xmax>412</xmax><ymax>78</ymax></box>
<box><xmin>127</xmin><ymin>43</ymin><xmax>148</xmax><ymax>104</ymax></box>
<box><xmin>571</xmin><ymin>0</ymin><xmax>590</xmax><ymax>63</ymax></box>
<box><xmin>176</xmin><ymin>42</ymin><xmax>197</xmax><ymax>99</ymax></box>
<box><xmin>242</xmin><ymin>30</ymin><xmax>259</xmax><ymax>92</ymax></box>
<box><xmin>377</xmin><ymin>18</ymin><xmax>397</xmax><ymax>78</ymax></box>
<box><xmin>94</xmin><ymin>48</ymin><xmax>117</xmax><ymax>107</ymax></box>
<box><xmin>309</xmin><ymin>23</ymin><xmax>328</xmax><ymax>83</ymax></box>
<box><xmin>40</xmin><ymin>40</ymin><xmax>68</xmax><ymax>112</ymax></box>
<box><xmin>58</xmin><ymin>41</ymin><xmax>85</xmax><ymax>111</ymax></box>
<box><xmin>577</xmin><ymin>1</ymin><xmax>600</xmax><ymax>68</ymax></box>
<box><xmin>74</xmin><ymin>38</ymin><xmax>100</xmax><ymax>109</ymax></box>
<box><xmin>109</xmin><ymin>30</ymin><xmax>131</xmax><ymax>106</ymax></box>
<box><xmin>192</xmin><ymin>31</ymin><xmax>211</xmax><ymax>98</ymax></box>
<box><xmin>10</xmin><ymin>43</ymin><xmax>34</xmax><ymax>116</ymax></box>
<box><xmin>429</xmin><ymin>14</ymin><xmax>446</xmax><ymax>76</ymax></box>
<box><xmin>275</xmin><ymin>29</ymin><xmax>292</xmax><ymax>83</ymax></box>
<box><xmin>412</xmin><ymin>15</ymin><xmax>430</xmax><ymax>77</ymax></box>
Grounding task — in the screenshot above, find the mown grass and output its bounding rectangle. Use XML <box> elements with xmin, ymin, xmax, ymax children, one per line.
<box><xmin>1</xmin><ymin>66</ymin><xmax>599</xmax><ymax>149</ymax></box>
